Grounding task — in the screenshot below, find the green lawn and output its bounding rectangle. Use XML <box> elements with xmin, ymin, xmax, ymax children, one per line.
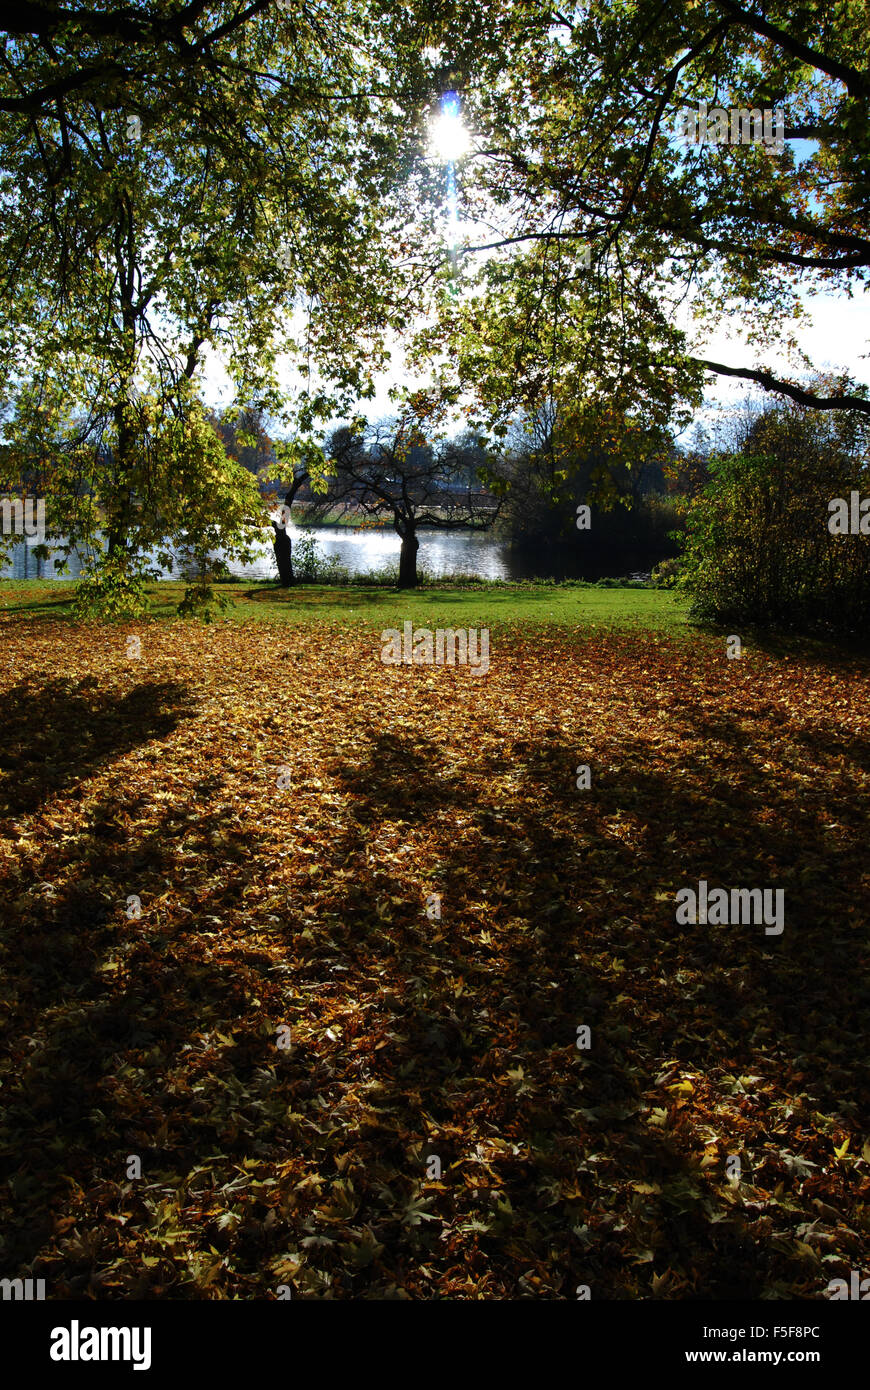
<box><xmin>0</xmin><ymin>578</ymin><xmax>692</xmax><ymax>632</ymax></box>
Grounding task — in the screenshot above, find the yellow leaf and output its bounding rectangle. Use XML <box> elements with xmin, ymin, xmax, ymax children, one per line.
<box><xmin>666</xmin><ymin>1080</ymin><xmax>694</xmax><ymax>1097</ymax></box>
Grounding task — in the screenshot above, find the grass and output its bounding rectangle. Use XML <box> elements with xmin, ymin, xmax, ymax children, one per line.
<box><xmin>0</xmin><ymin>578</ymin><xmax>692</xmax><ymax>632</ymax></box>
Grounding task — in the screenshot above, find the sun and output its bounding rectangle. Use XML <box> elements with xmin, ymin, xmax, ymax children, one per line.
<box><xmin>430</xmin><ymin>92</ymin><xmax>471</xmax><ymax>162</ymax></box>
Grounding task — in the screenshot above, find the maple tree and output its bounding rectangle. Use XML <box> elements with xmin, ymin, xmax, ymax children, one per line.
<box><xmin>0</xmin><ymin>1</ymin><xmax>440</xmax><ymax>610</ymax></box>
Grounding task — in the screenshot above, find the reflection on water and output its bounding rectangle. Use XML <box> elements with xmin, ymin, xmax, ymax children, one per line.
<box><xmin>1</xmin><ymin>521</ymin><xmax>627</xmax><ymax>583</ymax></box>
<box><xmin>1</xmin><ymin>523</ymin><xmax>523</xmax><ymax>582</ymax></box>
<box><xmin>280</xmin><ymin>524</ymin><xmax>515</xmax><ymax>581</ymax></box>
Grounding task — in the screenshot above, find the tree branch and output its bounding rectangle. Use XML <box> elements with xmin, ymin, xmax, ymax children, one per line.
<box><xmin>697</xmin><ymin>357</ymin><xmax>870</xmax><ymax>414</ymax></box>
<box><xmin>713</xmin><ymin>0</ymin><xmax>870</xmax><ymax>99</ymax></box>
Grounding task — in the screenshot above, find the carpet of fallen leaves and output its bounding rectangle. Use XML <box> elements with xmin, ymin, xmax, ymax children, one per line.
<box><xmin>1</xmin><ymin>616</ymin><xmax>869</xmax><ymax>1300</ymax></box>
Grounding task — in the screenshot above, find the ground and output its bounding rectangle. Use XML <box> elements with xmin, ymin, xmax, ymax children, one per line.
<box><xmin>0</xmin><ymin>577</ymin><xmax>690</xmax><ymax>629</ymax></box>
<box><xmin>0</xmin><ymin>584</ymin><xmax>868</xmax><ymax>1298</ymax></box>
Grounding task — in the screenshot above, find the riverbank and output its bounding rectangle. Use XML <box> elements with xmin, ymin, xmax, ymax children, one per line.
<box><xmin>0</xmin><ymin>521</ymin><xmax>667</xmax><ymax>585</ymax></box>
<box><xmin>0</xmin><ymin>577</ymin><xmax>690</xmax><ymax>631</ymax></box>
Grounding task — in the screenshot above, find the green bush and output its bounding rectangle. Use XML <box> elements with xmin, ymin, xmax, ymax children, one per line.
<box><xmin>651</xmin><ymin>558</ymin><xmax>681</xmax><ymax>589</ymax></box>
<box><xmin>680</xmin><ymin>407</ymin><xmax>870</xmax><ymax>636</ymax></box>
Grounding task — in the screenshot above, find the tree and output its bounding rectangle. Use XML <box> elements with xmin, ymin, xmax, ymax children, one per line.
<box><xmin>414</xmin><ymin>0</ymin><xmax>870</xmax><ymax>449</ymax></box>
<box><xmin>496</xmin><ymin>402</ymin><xmax>683</xmax><ymax>577</ymax></box>
<box><xmin>679</xmin><ymin>383</ymin><xmax>870</xmax><ymax>633</ymax></box>
<box><xmin>271</xmin><ymin>463</ymin><xmax>314</xmax><ymax>586</ymax></box>
<box><xmin>212</xmin><ymin>405</ymin><xmax>276</xmax><ymax>483</ymax></box>
<box><xmin>212</xmin><ymin>402</ymin><xmax>307</xmax><ymax>586</ymax></box>
<box><xmin>319</xmin><ymin>395</ymin><xmax>503</xmax><ymax>588</ymax></box>
<box><xmin>0</xmin><ymin>2</ymin><xmax>278</xmax><ymax>118</ymax></box>
<box><xmin>0</xmin><ymin>1</ymin><xmax>435</xmax><ymax>610</ymax></box>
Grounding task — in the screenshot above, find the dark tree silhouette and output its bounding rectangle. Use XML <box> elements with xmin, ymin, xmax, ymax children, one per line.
<box><xmin>271</xmin><ymin>469</ymin><xmax>309</xmax><ymax>586</ymax></box>
<box><xmin>318</xmin><ymin>411</ymin><xmax>502</xmax><ymax>589</ymax></box>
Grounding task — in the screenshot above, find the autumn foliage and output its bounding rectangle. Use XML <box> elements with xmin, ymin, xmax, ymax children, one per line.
<box><xmin>1</xmin><ymin>617</ymin><xmax>869</xmax><ymax>1298</ymax></box>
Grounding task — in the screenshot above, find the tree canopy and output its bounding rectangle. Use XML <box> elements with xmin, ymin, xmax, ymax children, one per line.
<box><xmin>412</xmin><ymin>0</ymin><xmax>870</xmax><ymax>456</ymax></box>
<box><xmin>0</xmin><ymin>1</ymin><xmax>447</xmax><ymax>606</ymax></box>
<box><xmin>1</xmin><ymin>1</ymin><xmax>868</xmax><ymax>606</ymax></box>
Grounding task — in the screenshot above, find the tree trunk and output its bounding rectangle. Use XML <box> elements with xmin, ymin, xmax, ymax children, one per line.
<box><xmin>271</xmin><ymin>475</ymin><xmax>308</xmax><ymax>586</ymax></box>
<box><xmin>107</xmin><ymin>399</ymin><xmax>135</xmax><ymax>562</ymax></box>
<box><xmin>272</xmin><ymin>521</ymin><xmax>294</xmax><ymax>586</ymax></box>
<box><xmin>398</xmin><ymin>529</ymin><xmax>419</xmax><ymax>589</ymax></box>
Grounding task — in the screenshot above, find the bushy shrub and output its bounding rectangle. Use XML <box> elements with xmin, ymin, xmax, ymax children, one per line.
<box><xmin>177</xmin><ymin>581</ymin><xmax>229</xmax><ymax>620</ymax></box>
<box><xmin>651</xmin><ymin>557</ymin><xmax>681</xmax><ymax>588</ymax></box>
<box><xmin>291</xmin><ymin>532</ymin><xmax>320</xmax><ymax>580</ymax></box>
<box><xmin>290</xmin><ymin>533</ymin><xmax>351</xmax><ymax>585</ymax></box>
<box><xmin>680</xmin><ymin>405</ymin><xmax>870</xmax><ymax>635</ymax></box>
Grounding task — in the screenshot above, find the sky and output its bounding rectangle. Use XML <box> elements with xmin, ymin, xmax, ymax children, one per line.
<box><xmin>201</xmin><ymin>115</ymin><xmax>868</xmax><ymax>451</ymax></box>
<box><xmin>202</xmin><ymin>272</ymin><xmax>869</xmax><ymax>451</ymax></box>
<box><xmin>674</xmin><ymin>280</ymin><xmax>870</xmax><ymax>440</ymax></box>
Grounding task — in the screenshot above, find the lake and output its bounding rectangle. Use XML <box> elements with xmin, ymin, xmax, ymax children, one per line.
<box><xmin>0</xmin><ymin>519</ymin><xmax>649</xmax><ymax>583</ymax></box>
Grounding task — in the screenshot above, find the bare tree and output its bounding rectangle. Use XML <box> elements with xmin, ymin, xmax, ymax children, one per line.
<box><xmin>317</xmin><ymin>406</ymin><xmax>502</xmax><ymax>588</ymax></box>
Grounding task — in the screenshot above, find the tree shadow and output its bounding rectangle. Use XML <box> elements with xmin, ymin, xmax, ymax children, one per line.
<box><xmin>0</xmin><ymin>678</ymin><xmax>196</xmax><ymax>816</ymax></box>
<box><xmin>0</xmin><ymin>788</ymin><xmax>285</xmax><ymax>1293</ymax></box>
<box><xmin>2</xmin><ymin>639</ymin><xmax>867</xmax><ymax>1300</ymax></box>
<box><xmin>319</xmin><ymin>700</ymin><xmax>869</xmax><ymax>1297</ymax></box>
